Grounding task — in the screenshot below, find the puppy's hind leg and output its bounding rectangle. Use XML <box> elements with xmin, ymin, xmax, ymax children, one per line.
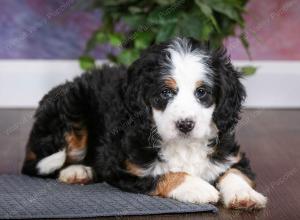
<box><xmin>22</xmin><ymin>119</ymin><xmax>74</xmax><ymax>177</ymax></box>
<box><xmin>22</xmin><ymin>122</ymin><xmax>89</xmax><ymax>178</ymax></box>
<box><xmin>22</xmin><ymin>134</ymin><xmax>67</xmax><ymax>177</ymax></box>
<box><xmin>22</xmin><ymin>82</ymin><xmax>89</xmax><ymax>178</ymax></box>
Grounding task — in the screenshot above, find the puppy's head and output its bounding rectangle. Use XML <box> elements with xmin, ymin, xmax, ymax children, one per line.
<box><xmin>125</xmin><ymin>37</ymin><xmax>245</xmax><ymax>144</ymax></box>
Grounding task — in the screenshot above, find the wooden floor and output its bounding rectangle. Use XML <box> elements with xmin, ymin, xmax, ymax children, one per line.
<box><xmin>0</xmin><ymin>109</ymin><xmax>299</xmax><ymax>220</ymax></box>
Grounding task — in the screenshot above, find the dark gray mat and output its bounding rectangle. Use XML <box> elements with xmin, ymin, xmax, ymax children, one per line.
<box><xmin>0</xmin><ymin>175</ymin><xmax>217</xmax><ymax>219</ymax></box>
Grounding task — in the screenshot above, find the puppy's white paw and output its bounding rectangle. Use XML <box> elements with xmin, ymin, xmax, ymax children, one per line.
<box><xmin>169</xmin><ymin>176</ymin><xmax>219</xmax><ymax>204</ymax></box>
<box><xmin>58</xmin><ymin>165</ymin><xmax>93</xmax><ymax>185</ymax></box>
<box><xmin>218</xmin><ymin>170</ymin><xmax>267</xmax><ymax>209</ymax></box>
<box><xmin>222</xmin><ymin>187</ymin><xmax>267</xmax><ymax>209</ymax></box>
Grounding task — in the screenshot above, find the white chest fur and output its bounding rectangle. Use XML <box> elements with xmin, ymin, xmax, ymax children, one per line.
<box><xmin>145</xmin><ymin>139</ymin><xmax>237</xmax><ymax>183</ymax></box>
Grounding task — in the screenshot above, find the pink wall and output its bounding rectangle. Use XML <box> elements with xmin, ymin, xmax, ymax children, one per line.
<box><xmin>227</xmin><ymin>0</ymin><xmax>300</xmax><ymax>60</ymax></box>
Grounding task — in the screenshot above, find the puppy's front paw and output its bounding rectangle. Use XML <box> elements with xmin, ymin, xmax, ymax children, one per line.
<box><xmin>58</xmin><ymin>165</ymin><xmax>93</xmax><ymax>185</ymax></box>
<box><xmin>223</xmin><ymin>187</ymin><xmax>267</xmax><ymax>210</ymax></box>
<box><xmin>169</xmin><ymin>176</ymin><xmax>219</xmax><ymax>204</ymax></box>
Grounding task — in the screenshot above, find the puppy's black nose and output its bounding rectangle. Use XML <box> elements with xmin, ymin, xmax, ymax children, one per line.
<box><xmin>176</xmin><ymin>119</ymin><xmax>195</xmax><ymax>134</ymax></box>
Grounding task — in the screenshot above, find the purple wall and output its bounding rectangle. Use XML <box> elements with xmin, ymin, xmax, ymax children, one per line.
<box><xmin>0</xmin><ymin>0</ymin><xmax>103</xmax><ymax>59</ymax></box>
<box><xmin>0</xmin><ymin>0</ymin><xmax>299</xmax><ymax>60</ymax></box>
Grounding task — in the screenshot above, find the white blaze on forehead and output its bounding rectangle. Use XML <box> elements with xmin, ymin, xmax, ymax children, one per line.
<box><xmin>165</xmin><ymin>38</ymin><xmax>211</xmax><ymax>88</ymax></box>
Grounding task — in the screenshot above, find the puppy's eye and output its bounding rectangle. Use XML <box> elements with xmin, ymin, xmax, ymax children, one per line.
<box><xmin>161</xmin><ymin>88</ymin><xmax>175</xmax><ymax>99</ymax></box>
<box><xmin>195</xmin><ymin>88</ymin><xmax>207</xmax><ymax>99</ymax></box>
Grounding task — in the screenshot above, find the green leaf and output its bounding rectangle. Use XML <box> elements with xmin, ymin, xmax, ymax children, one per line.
<box><xmin>95</xmin><ymin>31</ymin><xmax>108</xmax><ymax>43</ymax></box>
<box><xmin>178</xmin><ymin>13</ymin><xmax>212</xmax><ymax>40</ymax></box>
<box><xmin>156</xmin><ymin>23</ymin><xmax>176</xmax><ymax>42</ymax></box>
<box><xmin>134</xmin><ymin>32</ymin><xmax>154</xmax><ymax>49</ymax></box>
<box><xmin>102</xmin><ymin>14</ymin><xmax>114</xmax><ymax>32</ymax></box>
<box><xmin>79</xmin><ymin>56</ymin><xmax>95</xmax><ymax>70</ymax></box>
<box><xmin>239</xmin><ymin>33</ymin><xmax>251</xmax><ymax>59</ymax></box>
<box><xmin>195</xmin><ymin>0</ymin><xmax>220</xmax><ymax>32</ymax></box>
<box><xmin>85</xmin><ymin>38</ymin><xmax>97</xmax><ymax>53</ymax></box>
<box><xmin>101</xmin><ymin>0</ymin><xmax>138</xmax><ymax>7</ymax></box>
<box><xmin>147</xmin><ymin>7</ymin><xmax>178</xmax><ymax>25</ymax></box>
<box><xmin>154</xmin><ymin>0</ymin><xmax>177</xmax><ymax>5</ymax></box>
<box><xmin>202</xmin><ymin>0</ymin><xmax>242</xmax><ymax>23</ymax></box>
<box><xmin>128</xmin><ymin>6</ymin><xmax>143</xmax><ymax>13</ymax></box>
<box><xmin>123</xmin><ymin>14</ymin><xmax>146</xmax><ymax>28</ymax></box>
<box><xmin>117</xmin><ymin>49</ymin><xmax>140</xmax><ymax>66</ymax></box>
<box><xmin>84</xmin><ymin>30</ymin><xmax>108</xmax><ymax>53</ymax></box>
<box><xmin>239</xmin><ymin>33</ymin><xmax>249</xmax><ymax>48</ymax></box>
<box><xmin>240</xmin><ymin>66</ymin><xmax>257</xmax><ymax>76</ymax></box>
<box><xmin>108</xmin><ymin>33</ymin><xmax>123</xmax><ymax>47</ymax></box>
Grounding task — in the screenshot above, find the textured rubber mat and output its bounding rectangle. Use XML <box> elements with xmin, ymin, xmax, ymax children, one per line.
<box><xmin>0</xmin><ymin>175</ymin><xmax>217</xmax><ymax>219</ymax></box>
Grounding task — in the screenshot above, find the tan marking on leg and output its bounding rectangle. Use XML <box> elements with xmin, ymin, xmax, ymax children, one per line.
<box><xmin>151</xmin><ymin>172</ymin><xmax>187</xmax><ymax>197</ymax></box>
<box><xmin>164</xmin><ymin>78</ymin><xmax>177</xmax><ymax>90</ymax></box>
<box><xmin>25</xmin><ymin>150</ymin><xmax>37</xmax><ymax>161</ymax></box>
<box><xmin>65</xmin><ymin>126</ymin><xmax>88</xmax><ymax>163</ymax></box>
<box><xmin>210</xmin><ymin>148</ymin><xmax>241</xmax><ymax>164</ymax></box>
<box><xmin>231</xmin><ymin>152</ymin><xmax>242</xmax><ymax>163</ymax></box>
<box><xmin>125</xmin><ymin>160</ymin><xmax>144</xmax><ymax>176</ymax></box>
<box><xmin>236</xmin><ymin>153</ymin><xmax>242</xmax><ymax>162</ymax></box>
<box><xmin>219</xmin><ymin>168</ymin><xmax>256</xmax><ymax>188</ymax></box>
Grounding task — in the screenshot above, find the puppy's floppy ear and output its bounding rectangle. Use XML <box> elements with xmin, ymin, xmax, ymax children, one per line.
<box><xmin>123</xmin><ymin>59</ymin><xmax>148</xmax><ymax>114</ymax></box>
<box><xmin>123</xmin><ymin>52</ymin><xmax>158</xmax><ymax>115</ymax></box>
<box><xmin>211</xmin><ymin>47</ymin><xmax>246</xmax><ymax>133</ymax></box>
<box><xmin>123</xmin><ymin>45</ymin><xmax>166</xmax><ymax>114</ymax></box>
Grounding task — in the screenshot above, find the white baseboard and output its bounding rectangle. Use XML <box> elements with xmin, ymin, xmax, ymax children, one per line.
<box><xmin>0</xmin><ymin>60</ymin><xmax>299</xmax><ymax>108</ymax></box>
<box><xmin>237</xmin><ymin>61</ymin><xmax>300</xmax><ymax>108</ymax></box>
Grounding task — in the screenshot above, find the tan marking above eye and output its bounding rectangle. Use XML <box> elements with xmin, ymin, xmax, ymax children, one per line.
<box><xmin>196</xmin><ymin>80</ymin><xmax>204</xmax><ymax>88</ymax></box>
<box><xmin>151</xmin><ymin>172</ymin><xmax>187</xmax><ymax>197</ymax></box>
<box><xmin>164</xmin><ymin>78</ymin><xmax>177</xmax><ymax>90</ymax></box>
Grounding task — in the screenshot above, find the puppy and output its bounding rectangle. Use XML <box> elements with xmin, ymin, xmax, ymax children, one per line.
<box><xmin>22</xmin><ymin>37</ymin><xmax>267</xmax><ymax>209</ymax></box>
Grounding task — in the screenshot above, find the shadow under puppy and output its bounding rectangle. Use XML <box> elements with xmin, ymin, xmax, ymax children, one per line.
<box><xmin>22</xmin><ymin>37</ymin><xmax>267</xmax><ymax>210</ymax></box>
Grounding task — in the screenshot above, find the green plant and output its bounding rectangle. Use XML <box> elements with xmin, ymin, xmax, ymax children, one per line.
<box><xmin>80</xmin><ymin>0</ymin><xmax>254</xmax><ymax>75</ymax></box>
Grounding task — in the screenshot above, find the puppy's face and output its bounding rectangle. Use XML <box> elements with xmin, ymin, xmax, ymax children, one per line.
<box><xmin>127</xmin><ymin>37</ymin><xmax>245</xmax><ymax>144</ymax></box>
<box><xmin>150</xmin><ymin>41</ymin><xmax>216</xmax><ymax>142</ymax></box>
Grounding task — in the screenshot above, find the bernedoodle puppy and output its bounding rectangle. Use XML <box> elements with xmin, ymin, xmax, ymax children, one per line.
<box><xmin>22</xmin><ymin>37</ymin><xmax>267</xmax><ymax>209</ymax></box>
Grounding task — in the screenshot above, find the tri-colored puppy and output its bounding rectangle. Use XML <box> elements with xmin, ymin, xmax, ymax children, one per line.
<box><xmin>22</xmin><ymin>37</ymin><xmax>267</xmax><ymax>209</ymax></box>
